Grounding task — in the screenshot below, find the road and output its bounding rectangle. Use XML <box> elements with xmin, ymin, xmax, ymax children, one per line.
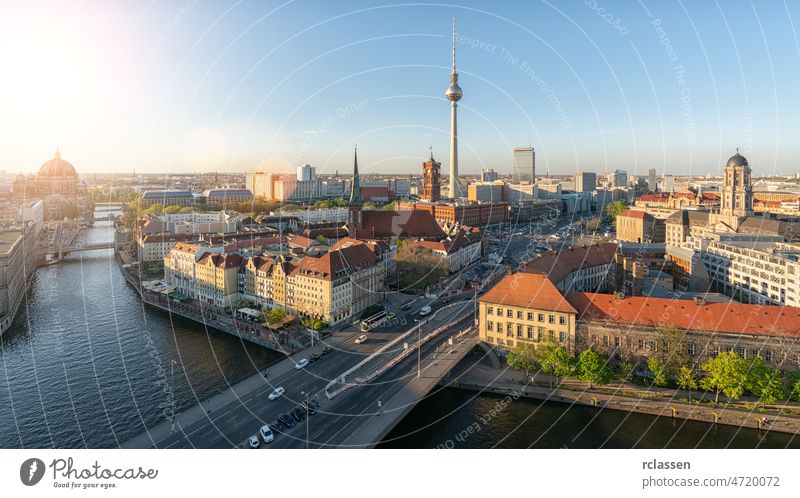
<box><xmin>132</xmin><ymin>293</ymin><xmax>474</xmax><ymax>449</ymax></box>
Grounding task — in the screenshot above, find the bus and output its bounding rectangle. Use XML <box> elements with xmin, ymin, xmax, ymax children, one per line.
<box><xmin>361</xmin><ymin>311</ymin><xmax>388</xmax><ymax>332</ymax></box>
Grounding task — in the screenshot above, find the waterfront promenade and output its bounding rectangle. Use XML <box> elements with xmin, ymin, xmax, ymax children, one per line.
<box><xmin>448</xmin><ymin>360</ymin><xmax>800</xmax><ymax>436</ymax></box>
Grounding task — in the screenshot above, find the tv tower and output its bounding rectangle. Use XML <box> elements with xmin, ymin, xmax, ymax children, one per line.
<box><xmin>444</xmin><ymin>16</ymin><xmax>463</xmax><ymax>199</ymax></box>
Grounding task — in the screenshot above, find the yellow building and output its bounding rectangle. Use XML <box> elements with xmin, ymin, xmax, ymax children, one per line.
<box><xmin>477</xmin><ymin>273</ymin><xmax>578</xmax><ymax>354</ymax></box>
<box><xmin>194</xmin><ymin>253</ymin><xmax>243</xmax><ymax>307</ymax></box>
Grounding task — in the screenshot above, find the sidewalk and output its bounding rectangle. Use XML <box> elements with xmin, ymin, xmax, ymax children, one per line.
<box><xmin>447</xmin><ymin>362</ymin><xmax>800</xmax><ymax>436</ymax></box>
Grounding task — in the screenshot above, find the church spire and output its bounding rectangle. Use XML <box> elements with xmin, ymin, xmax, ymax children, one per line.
<box><xmin>349</xmin><ymin>145</ymin><xmax>362</xmax><ymax>206</ymax></box>
<box><xmin>54</xmin><ymin>146</ymin><xmax>61</xmax><ymax>160</ymax></box>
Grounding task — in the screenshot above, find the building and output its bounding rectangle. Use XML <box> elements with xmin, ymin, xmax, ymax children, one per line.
<box><xmin>616</xmin><ymin>210</ymin><xmax>665</xmax><ymax>243</ymax></box>
<box><xmin>467</xmin><ymin>182</ymin><xmax>504</xmax><ymax>203</ymax></box>
<box><xmin>512</xmin><ymin>147</ymin><xmax>535</xmax><ymax>184</ymax></box>
<box><xmin>505</xmin><ymin>183</ymin><xmax>537</xmax><ymax>203</ymax></box>
<box><xmin>478</xmin><ymin>272</ymin><xmax>800</xmax><ymax>371</ymax></box>
<box><xmin>0</xmin><ymin>228</ymin><xmax>38</xmax><ymax>335</ymax></box>
<box><xmin>481</xmin><ymin>168</ymin><xmax>499</xmax><ymax>182</ymax></box>
<box><xmin>12</xmin><ymin>149</ymin><xmax>92</xmax><ymax>220</ymax></box>
<box><xmin>246</xmin><ymin>172</ymin><xmax>282</xmax><ymax>199</ymax></box>
<box><xmin>141</xmin><ymin>190</ymin><xmax>194</xmax><ymax>207</ymax></box>
<box><xmin>194</xmin><ymin>253</ymin><xmax>244</xmax><ymax>307</ymax></box>
<box><xmin>510</xmin><ymin>199</ymin><xmax>562</xmax><ymax>222</ymax></box>
<box><xmin>522</xmin><ymin>243</ymin><xmax>617</xmax><ymax>293</ymax></box>
<box><xmin>297</xmin><ymin>164</ymin><xmax>316</xmax><ymax>182</ymax></box>
<box><xmin>274</xmin><ymin>207</ymin><xmax>347</xmax><ymax>224</ymax></box>
<box><xmin>611</xmin><ymin>170</ymin><xmax>628</xmax><ymax>188</ymax></box>
<box><xmin>478</xmin><ymin>273</ymin><xmax>578</xmax><ymax>353</ymax></box>
<box><xmin>648</xmin><ymin>168</ymin><xmax>657</xmax><ymax>192</ymax></box>
<box><xmin>418</xmin><ymin>229</ymin><xmax>482</xmax><ymax>273</ymax></box>
<box><xmin>203</xmin><ymin>188</ymin><xmax>253</xmax><ymax>206</ymax></box>
<box><xmin>717</xmin><ymin>150</ymin><xmax>753</xmax><ymax>229</ymax></box>
<box><xmin>445</xmin><ymin>17</ymin><xmax>463</xmax><ymax>199</ymax></box>
<box><xmin>396</xmin><ymin>201</ymin><xmax>509</xmax><ymax>227</ymax></box>
<box><xmin>575</xmin><ymin>172</ymin><xmax>596</xmax><ymax>193</ymax></box>
<box><xmin>663</xmin><ymin>175</ymin><xmax>675</xmax><ymax>192</ymax></box>
<box><xmin>421</xmin><ymin>154</ymin><xmax>442</xmax><ymax>202</ymax></box>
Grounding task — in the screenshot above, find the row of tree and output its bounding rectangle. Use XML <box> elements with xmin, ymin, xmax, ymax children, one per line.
<box><xmin>507</xmin><ymin>341</ymin><xmax>800</xmax><ymax>405</ymax></box>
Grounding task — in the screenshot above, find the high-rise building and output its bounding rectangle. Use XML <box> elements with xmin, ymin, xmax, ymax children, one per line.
<box><xmin>481</xmin><ymin>168</ymin><xmax>498</xmax><ymax>182</ymax></box>
<box><xmin>663</xmin><ymin>175</ymin><xmax>675</xmax><ymax>192</ymax></box>
<box><xmin>445</xmin><ymin>17</ymin><xmax>463</xmax><ymax>199</ymax></box>
<box><xmin>512</xmin><ymin>147</ymin><xmax>535</xmax><ymax>184</ymax></box>
<box><xmin>612</xmin><ymin>170</ymin><xmax>627</xmax><ymax>188</ymax></box>
<box><xmin>648</xmin><ymin>168</ymin><xmax>657</xmax><ymax>192</ymax></box>
<box><xmin>575</xmin><ymin>172</ymin><xmax>597</xmax><ymax>193</ymax></box>
<box><xmin>421</xmin><ymin>153</ymin><xmax>441</xmax><ymax>201</ymax></box>
<box><xmin>297</xmin><ymin>164</ymin><xmax>316</xmax><ymax>182</ymax></box>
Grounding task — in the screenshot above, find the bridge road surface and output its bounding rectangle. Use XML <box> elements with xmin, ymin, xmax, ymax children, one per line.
<box><xmin>125</xmin><ymin>294</ymin><xmax>474</xmax><ymax>449</ymax></box>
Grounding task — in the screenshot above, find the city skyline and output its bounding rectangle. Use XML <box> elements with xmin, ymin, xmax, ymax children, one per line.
<box><xmin>4</xmin><ymin>1</ymin><xmax>800</xmax><ymax>177</ymax></box>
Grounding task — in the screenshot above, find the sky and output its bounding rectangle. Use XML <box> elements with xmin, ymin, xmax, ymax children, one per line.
<box><xmin>2</xmin><ymin>0</ymin><xmax>800</xmax><ymax>177</ymax></box>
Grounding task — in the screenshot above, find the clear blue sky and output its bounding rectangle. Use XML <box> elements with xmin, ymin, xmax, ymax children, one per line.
<box><xmin>3</xmin><ymin>0</ymin><xmax>800</xmax><ymax>176</ymax></box>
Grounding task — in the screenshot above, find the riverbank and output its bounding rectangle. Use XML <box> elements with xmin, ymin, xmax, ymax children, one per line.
<box><xmin>447</xmin><ymin>358</ymin><xmax>800</xmax><ymax>436</ymax></box>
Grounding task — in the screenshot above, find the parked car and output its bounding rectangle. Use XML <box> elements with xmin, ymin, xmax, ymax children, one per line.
<box><xmin>301</xmin><ymin>401</ymin><xmax>316</xmax><ymax>416</ymax></box>
<box><xmin>248</xmin><ymin>435</ymin><xmax>260</xmax><ymax>448</ymax></box>
<box><xmin>268</xmin><ymin>387</ymin><xmax>285</xmax><ymax>400</ymax></box>
<box><xmin>321</xmin><ymin>346</ymin><xmax>334</xmax><ymax>356</ymax></box>
<box><xmin>269</xmin><ymin>421</ymin><xmax>282</xmax><ymax>433</ymax></box>
<box><xmin>400</xmin><ymin>303</ymin><xmax>412</xmax><ymax>311</ymax></box>
<box><xmin>278</xmin><ymin>413</ymin><xmax>295</xmax><ymax>428</ymax></box>
<box><xmin>310</xmin><ymin>352</ymin><xmax>322</xmax><ymax>362</ymax></box>
<box><xmin>291</xmin><ymin>407</ymin><xmax>306</xmax><ymax>421</ymax></box>
<box><xmin>294</xmin><ymin>358</ymin><xmax>309</xmax><ymax>370</ymax></box>
<box><xmin>259</xmin><ymin>425</ymin><xmax>274</xmax><ymax>443</ymax></box>
<box><xmin>419</xmin><ymin>306</ymin><xmax>432</xmax><ymax>316</ymax></box>
<box><xmin>355</xmin><ymin>334</ymin><xmax>368</xmax><ymax>344</ymax></box>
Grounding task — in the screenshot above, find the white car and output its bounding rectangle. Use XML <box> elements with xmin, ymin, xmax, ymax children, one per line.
<box><xmin>355</xmin><ymin>334</ymin><xmax>368</xmax><ymax>344</ymax></box>
<box><xmin>268</xmin><ymin>387</ymin><xmax>285</xmax><ymax>400</ymax></box>
<box><xmin>248</xmin><ymin>435</ymin><xmax>260</xmax><ymax>448</ymax></box>
<box><xmin>294</xmin><ymin>358</ymin><xmax>309</xmax><ymax>370</ymax></box>
<box><xmin>259</xmin><ymin>425</ymin><xmax>274</xmax><ymax>443</ymax></box>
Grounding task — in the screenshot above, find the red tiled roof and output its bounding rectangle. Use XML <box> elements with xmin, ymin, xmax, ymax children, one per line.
<box><xmin>566</xmin><ymin>292</ymin><xmax>800</xmax><ymax>338</ymax></box>
<box><xmin>360</xmin><ymin>186</ymin><xmax>393</xmax><ymax>200</ymax></box>
<box><xmin>522</xmin><ymin>243</ymin><xmax>618</xmax><ymax>284</ymax></box>
<box><xmin>478</xmin><ymin>273</ymin><xmax>577</xmax><ymax>314</ymax></box>
<box><xmin>637</xmin><ymin>193</ymin><xmax>669</xmax><ymax>202</ymax></box>
<box><xmin>619</xmin><ymin>209</ymin><xmax>649</xmax><ymax>219</ymax></box>
<box><xmin>360</xmin><ymin>210</ymin><xmax>445</xmax><ymax>239</ymax></box>
<box><xmin>197</xmin><ymin>252</ymin><xmax>243</xmax><ymax>269</ymax></box>
<box><xmin>294</xmin><ymin>243</ymin><xmax>377</xmax><ymax>281</ymax></box>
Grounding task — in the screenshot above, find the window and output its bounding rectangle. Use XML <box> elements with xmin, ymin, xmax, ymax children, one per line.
<box><xmin>507</xmin><ymin>309</ymin><xmax>513</xmax><ymax>318</ymax></box>
<box><xmin>497</xmin><ymin>308</ymin><xmax>503</xmax><ymax>316</ymax></box>
<box><xmin>537</xmin><ymin>328</ymin><xmax>544</xmax><ymax>341</ymax></box>
<box><xmin>517</xmin><ymin>311</ymin><xmax>523</xmax><ymax>319</ymax></box>
<box><xmin>487</xmin><ymin>307</ymin><xmax>493</xmax><ymax>316</ymax></box>
<box><xmin>527</xmin><ymin>312</ymin><xmax>534</xmax><ymax>321</ymax></box>
<box><xmin>527</xmin><ymin>326</ymin><xmax>533</xmax><ymax>339</ymax></box>
<box><xmin>687</xmin><ymin>343</ymin><xmax>695</xmax><ymax>355</ymax></box>
<box><xmin>591</xmin><ymin>334</ymin><xmax>597</xmax><ymax>344</ymax></box>
<box><xmin>638</xmin><ymin>339</ymin><xmax>644</xmax><ymax>350</ymax></box>
<box><xmin>626</xmin><ymin>338</ymin><xmax>632</xmax><ymax>349</ymax></box>
<box><xmin>662</xmin><ymin>341</ymin><xmax>669</xmax><ymax>352</ymax></box>
<box><xmin>548</xmin><ymin>330</ymin><xmax>555</xmax><ymax>340</ymax></box>
<box><xmin>538</xmin><ymin>313</ymin><xmax>544</xmax><ymax>322</ymax></box>
<box><xmin>751</xmin><ymin>349</ymin><xmax>759</xmax><ymax>359</ymax></box>
<box><xmin>559</xmin><ymin>331</ymin><xmax>566</xmax><ymax>342</ymax></box>
<box><xmin>614</xmin><ymin>337</ymin><xmax>620</xmax><ymax>347</ymax></box>
<box><xmin>765</xmin><ymin>350</ymin><xmax>773</xmax><ymax>363</ymax></box>
<box><xmin>487</xmin><ymin>321</ymin><xmax>493</xmax><ymax>331</ymax></box>
<box><xmin>487</xmin><ymin>336</ymin><xmax>494</xmax><ymax>343</ymax></box>
<box><xmin>517</xmin><ymin>324</ymin><xmax>523</xmax><ymax>337</ymax></box>
<box><xmin>736</xmin><ymin>347</ymin><xmax>745</xmax><ymax>358</ymax></box>
<box><xmin>559</xmin><ymin>316</ymin><xmax>566</xmax><ymax>325</ymax></box>
<box><xmin>602</xmin><ymin>336</ymin><xmax>609</xmax><ymax>346</ymax></box>
<box><xmin>548</xmin><ymin>315</ymin><xmax>555</xmax><ymax>324</ymax></box>
<box><xmin>497</xmin><ymin>322</ymin><xmax>503</xmax><ymax>333</ymax></box>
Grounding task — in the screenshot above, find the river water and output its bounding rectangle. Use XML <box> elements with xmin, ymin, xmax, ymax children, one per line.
<box><xmin>1</xmin><ymin>209</ymin><xmax>795</xmax><ymax>448</ymax></box>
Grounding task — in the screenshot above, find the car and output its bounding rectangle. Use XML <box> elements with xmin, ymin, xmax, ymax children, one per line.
<box><xmin>310</xmin><ymin>352</ymin><xmax>322</xmax><ymax>362</ymax></box>
<box><xmin>269</xmin><ymin>421</ymin><xmax>282</xmax><ymax>433</ymax></box>
<box><xmin>355</xmin><ymin>334</ymin><xmax>368</xmax><ymax>344</ymax></box>
<box><xmin>291</xmin><ymin>407</ymin><xmax>306</xmax><ymax>421</ymax></box>
<box><xmin>400</xmin><ymin>303</ymin><xmax>412</xmax><ymax>311</ymax></box>
<box><xmin>301</xmin><ymin>401</ymin><xmax>316</xmax><ymax>416</ymax></box>
<box><xmin>442</xmin><ymin>297</ymin><xmax>450</xmax><ymax>303</ymax></box>
<box><xmin>294</xmin><ymin>358</ymin><xmax>309</xmax><ymax>370</ymax></box>
<box><xmin>386</xmin><ymin>312</ymin><xmax>396</xmax><ymax>320</ymax></box>
<box><xmin>321</xmin><ymin>346</ymin><xmax>334</xmax><ymax>356</ymax></box>
<box><xmin>260</xmin><ymin>424</ymin><xmax>274</xmax><ymax>443</ymax></box>
<box><xmin>248</xmin><ymin>435</ymin><xmax>260</xmax><ymax>448</ymax></box>
<box><xmin>419</xmin><ymin>306</ymin><xmax>432</xmax><ymax>316</ymax></box>
<box><xmin>268</xmin><ymin>387</ymin><xmax>285</xmax><ymax>400</ymax></box>
<box><xmin>278</xmin><ymin>413</ymin><xmax>295</xmax><ymax>428</ymax></box>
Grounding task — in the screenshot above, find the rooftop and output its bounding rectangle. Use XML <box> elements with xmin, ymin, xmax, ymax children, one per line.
<box><xmin>478</xmin><ymin>273</ymin><xmax>577</xmax><ymax>314</ymax></box>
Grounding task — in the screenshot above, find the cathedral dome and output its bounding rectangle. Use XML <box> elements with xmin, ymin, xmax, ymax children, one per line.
<box><xmin>38</xmin><ymin>149</ymin><xmax>78</xmax><ymax>178</ymax></box>
<box><xmin>726</xmin><ymin>151</ymin><xmax>749</xmax><ymax>169</ymax></box>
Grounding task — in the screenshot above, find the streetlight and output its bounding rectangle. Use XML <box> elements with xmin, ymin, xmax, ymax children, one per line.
<box><xmin>300</xmin><ymin>390</ymin><xmax>309</xmax><ymax>449</ymax></box>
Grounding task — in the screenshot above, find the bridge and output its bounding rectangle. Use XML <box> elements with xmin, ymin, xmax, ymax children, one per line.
<box><xmin>37</xmin><ymin>241</ymin><xmax>115</xmax><ymax>257</ymax></box>
<box><xmin>122</xmin><ymin>296</ymin><xmax>489</xmax><ymax>449</ymax></box>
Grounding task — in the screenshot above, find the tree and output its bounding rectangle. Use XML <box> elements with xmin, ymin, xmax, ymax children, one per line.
<box><xmin>605</xmin><ymin>200</ymin><xmax>627</xmax><ymax>225</ymax></box>
<box><xmin>654</xmin><ymin>325</ymin><xmax>689</xmax><ymax>375</ymax></box>
<box><xmin>746</xmin><ymin>356</ymin><xmax>785</xmax><ymax>405</ymax></box>
<box><xmin>676</xmin><ymin>365</ymin><xmax>697</xmax><ymax>400</ymax></box>
<box><xmin>263</xmin><ymin>307</ymin><xmax>286</xmax><ymax>325</ymax></box>
<box><xmin>616</xmin><ymin>361</ymin><xmax>633</xmax><ymax>382</ymax></box>
<box><xmin>699</xmin><ymin>351</ymin><xmax>748</xmax><ymax>403</ymax></box>
<box><xmin>381</xmin><ymin>201</ymin><xmax>397</xmax><ymax>211</ymax></box>
<box><xmin>577</xmin><ymin>349</ymin><xmax>612</xmax><ymax>387</ymax></box>
<box><xmin>163</xmin><ymin>205</ymin><xmax>183</xmax><ymax>214</ymax></box>
<box><xmin>395</xmin><ymin>240</ymin><xmax>448</xmax><ymax>291</ymax></box>
<box><xmin>536</xmin><ymin>340</ymin><xmax>573</xmax><ymax>388</ymax></box>
<box><xmin>647</xmin><ymin>357</ymin><xmax>670</xmax><ymax>387</ymax></box>
<box><xmin>315</xmin><ymin>235</ymin><xmax>329</xmax><ymax>245</ymax></box>
<box><xmin>787</xmin><ymin>372</ymin><xmax>800</xmax><ymax>403</ymax></box>
<box><xmin>507</xmin><ymin>343</ymin><xmax>539</xmax><ymax>379</ymax></box>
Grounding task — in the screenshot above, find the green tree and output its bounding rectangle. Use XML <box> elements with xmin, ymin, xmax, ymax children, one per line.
<box><xmin>699</xmin><ymin>351</ymin><xmax>748</xmax><ymax>403</ymax></box>
<box><xmin>746</xmin><ymin>356</ymin><xmax>785</xmax><ymax>405</ymax></box>
<box><xmin>263</xmin><ymin>307</ymin><xmax>286</xmax><ymax>325</ymax></box>
<box><xmin>647</xmin><ymin>357</ymin><xmax>670</xmax><ymax>387</ymax></box>
<box><xmin>676</xmin><ymin>365</ymin><xmax>697</xmax><ymax>400</ymax></box>
<box><xmin>654</xmin><ymin>325</ymin><xmax>689</xmax><ymax>375</ymax></box>
<box><xmin>163</xmin><ymin>205</ymin><xmax>183</xmax><ymax>214</ymax></box>
<box><xmin>787</xmin><ymin>372</ymin><xmax>800</xmax><ymax>403</ymax></box>
<box><xmin>616</xmin><ymin>361</ymin><xmax>633</xmax><ymax>382</ymax></box>
<box><xmin>577</xmin><ymin>349</ymin><xmax>612</xmax><ymax>387</ymax></box>
<box><xmin>315</xmin><ymin>235</ymin><xmax>329</xmax><ymax>245</ymax></box>
<box><xmin>507</xmin><ymin>343</ymin><xmax>539</xmax><ymax>379</ymax></box>
<box><xmin>605</xmin><ymin>200</ymin><xmax>627</xmax><ymax>225</ymax></box>
<box><xmin>536</xmin><ymin>340</ymin><xmax>574</xmax><ymax>388</ymax></box>
<box><xmin>382</xmin><ymin>201</ymin><xmax>397</xmax><ymax>211</ymax></box>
